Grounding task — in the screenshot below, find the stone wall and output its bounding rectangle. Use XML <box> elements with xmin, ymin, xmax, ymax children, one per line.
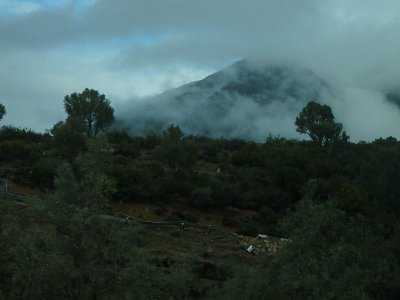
<box><xmin>238</xmin><ymin>234</ymin><xmax>290</xmax><ymax>255</ymax></box>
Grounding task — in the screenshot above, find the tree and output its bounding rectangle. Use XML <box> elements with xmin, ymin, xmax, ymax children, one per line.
<box><xmin>0</xmin><ymin>103</ymin><xmax>5</xmax><ymax>121</ymax></box>
<box><xmin>295</xmin><ymin>101</ymin><xmax>346</xmax><ymax>146</ymax></box>
<box><xmin>64</xmin><ymin>88</ymin><xmax>115</xmax><ymax>137</ymax></box>
<box><xmin>211</xmin><ymin>196</ymin><xmax>400</xmax><ymax>300</ymax></box>
<box><xmin>51</xmin><ymin>116</ymin><xmax>87</xmax><ymax>159</ymax></box>
<box><xmin>155</xmin><ymin>125</ymin><xmax>198</xmax><ymax>174</ymax></box>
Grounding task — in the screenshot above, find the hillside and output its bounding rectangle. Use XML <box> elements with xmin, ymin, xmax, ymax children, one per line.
<box><xmin>1</xmin><ymin>122</ymin><xmax>400</xmax><ymax>299</ymax></box>
<box><xmin>121</xmin><ymin>60</ymin><xmax>333</xmax><ymax>140</ymax></box>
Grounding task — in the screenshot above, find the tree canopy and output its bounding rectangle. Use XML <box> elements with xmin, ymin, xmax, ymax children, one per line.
<box><xmin>51</xmin><ymin>117</ymin><xmax>87</xmax><ymax>159</ymax></box>
<box><xmin>155</xmin><ymin>125</ymin><xmax>199</xmax><ymax>174</ymax></box>
<box><xmin>295</xmin><ymin>101</ymin><xmax>347</xmax><ymax>146</ymax></box>
<box><xmin>0</xmin><ymin>103</ymin><xmax>5</xmax><ymax>121</ymax></box>
<box><xmin>63</xmin><ymin>88</ymin><xmax>115</xmax><ymax>137</ymax></box>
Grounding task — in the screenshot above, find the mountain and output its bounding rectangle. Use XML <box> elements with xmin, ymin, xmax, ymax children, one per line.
<box><xmin>121</xmin><ymin>59</ymin><xmax>333</xmax><ymax>140</ymax></box>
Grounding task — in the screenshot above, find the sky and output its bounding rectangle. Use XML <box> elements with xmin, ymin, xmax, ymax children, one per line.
<box><xmin>1</xmin><ymin>0</ymin><xmax>400</xmax><ymax>140</ymax></box>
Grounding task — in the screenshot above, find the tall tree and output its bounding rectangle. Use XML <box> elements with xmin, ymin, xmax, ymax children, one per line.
<box><xmin>155</xmin><ymin>125</ymin><xmax>198</xmax><ymax>174</ymax></box>
<box><xmin>0</xmin><ymin>103</ymin><xmax>5</xmax><ymax>121</ymax></box>
<box><xmin>295</xmin><ymin>101</ymin><xmax>347</xmax><ymax>146</ymax></box>
<box><xmin>64</xmin><ymin>88</ymin><xmax>115</xmax><ymax>137</ymax></box>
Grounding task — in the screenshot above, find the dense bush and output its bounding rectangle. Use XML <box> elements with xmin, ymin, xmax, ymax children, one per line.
<box><xmin>0</xmin><ymin>140</ymin><xmax>41</xmax><ymax>163</ymax></box>
<box><xmin>0</xmin><ymin>201</ymin><xmax>196</xmax><ymax>300</ymax></box>
<box><xmin>210</xmin><ymin>197</ymin><xmax>400</xmax><ymax>299</ymax></box>
<box><xmin>2</xmin><ymin>122</ymin><xmax>400</xmax><ymax>298</ymax></box>
<box><xmin>190</xmin><ymin>187</ymin><xmax>214</xmax><ymax>210</ymax></box>
<box><xmin>30</xmin><ymin>157</ymin><xmax>63</xmax><ymax>191</ymax></box>
<box><xmin>231</xmin><ymin>146</ymin><xmax>265</xmax><ymax>167</ymax></box>
<box><xmin>0</xmin><ymin>126</ymin><xmax>46</xmax><ymax>143</ymax></box>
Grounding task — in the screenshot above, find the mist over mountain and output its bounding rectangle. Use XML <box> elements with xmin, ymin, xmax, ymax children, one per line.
<box><xmin>120</xmin><ymin>59</ymin><xmax>335</xmax><ymax>141</ymax></box>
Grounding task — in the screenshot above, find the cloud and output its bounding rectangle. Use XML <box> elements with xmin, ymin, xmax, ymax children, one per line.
<box><xmin>118</xmin><ymin>61</ymin><xmax>336</xmax><ymax>141</ymax></box>
<box><xmin>0</xmin><ymin>0</ymin><xmax>42</xmax><ymax>15</ymax></box>
<box><xmin>0</xmin><ymin>0</ymin><xmax>400</xmax><ymax>140</ymax></box>
<box><xmin>330</xmin><ymin>88</ymin><xmax>400</xmax><ymax>141</ymax></box>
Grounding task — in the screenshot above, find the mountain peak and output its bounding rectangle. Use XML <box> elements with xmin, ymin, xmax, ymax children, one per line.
<box><xmin>121</xmin><ymin>60</ymin><xmax>333</xmax><ymax>140</ymax></box>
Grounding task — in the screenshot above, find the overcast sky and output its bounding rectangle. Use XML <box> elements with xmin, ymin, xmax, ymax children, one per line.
<box><xmin>1</xmin><ymin>0</ymin><xmax>400</xmax><ymax>140</ymax></box>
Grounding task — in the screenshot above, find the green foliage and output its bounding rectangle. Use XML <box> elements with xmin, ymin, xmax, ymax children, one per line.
<box><xmin>64</xmin><ymin>88</ymin><xmax>115</xmax><ymax>137</ymax></box>
<box><xmin>155</xmin><ymin>125</ymin><xmax>199</xmax><ymax>174</ymax></box>
<box><xmin>53</xmin><ymin>140</ymin><xmax>116</xmax><ymax>210</ymax></box>
<box><xmin>0</xmin><ymin>103</ymin><xmax>5</xmax><ymax>121</ymax></box>
<box><xmin>295</xmin><ymin>101</ymin><xmax>346</xmax><ymax>146</ymax></box>
<box><xmin>31</xmin><ymin>157</ymin><xmax>63</xmax><ymax>191</ymax></box>
<box><xmin>332</xmin><ymin>180</ymin><xmax>368</xmax><ymax>213</ymax></box>
<box><xmin>231</xmin><ymin>144</ymin><xmax>265</xmax><ymax>167</ymax></box>
<box><xmin>272</xmin><ymin>198</ymin><xmax>399</xmax><ymax>299</ymax></box>
<box><xmin>354</xmin><ymin>143</ymin><xmax>400</xmax><ymax>213</ymax></box>
<box><xmin>208</xmin><ymin>181</ymin><xmax>238</xmax><ymax>208</ymax></box>
<box><xmin>3</xmin><ymin>117</ymin><xmax>400</xmax><ymax>299</ymax></box>
<box><xmin>76</xmin><ymin>156</ymin><xmax>116</xmax><ymax>210</ymax></box>
<box><xmin>0</xmin><ymin>140</ymin><xmax>40</xmax><ymax>163</ymax></box>
<box><xmin>159</xmin><ymin>174</ymin><xmax>197</xmax><ymax>199</ymax></box>
<box><xmin>51</xmin><ymin>117</ymin><xmax>87</xmax><ymax>159</ymax></box>
<box><xmin>0</xmin><ymin>201</ymin><xmax>196</xmax><ymax>299</ymax></box>
<box><xmin>106</xmin><ymin>129</ymin><xmax>132</xmax><ymax>144</ymax></box>
<box><xmin>139</xmin><ymin>131</ymin><xmax>161</xmax><ymax>149</ymax></box>
<box><xmin>221</xmin><ymin>138</ymin><xmax>248</xmax><ymax>151</ymax></box>
<box><xmin>0</xmin><ymin>126</ymin><xmax>45</xmax><ymax>143</ymax></box>
<box><xmin>107</xmin><ymin>163</ymin><xmax>163</xmax><ymax>203</ymax></box>
<box><xmin>212</xmin><ymin>197</ymin><xmax>400</xmax><ymax>299</ymax></box>
<box><xmin>106</xmin><ymin>131</ymin><xmax>140</xmax><ymax>158</ymax></box>
<box><xmin>190</xmin><ymin>187</ymin><xmax>214</xmax><ymax>210</ymax></box>
<box><xmin>53</xmin><ymin>162</ymin><xmax>79</xmax><ymax>204</ymax></box>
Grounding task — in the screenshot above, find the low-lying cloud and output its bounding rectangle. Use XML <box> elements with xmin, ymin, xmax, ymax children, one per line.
<box><xmin>0</xmin><ymin>0</ymin><xmax>400</xmax><ymax>140</ymax></box>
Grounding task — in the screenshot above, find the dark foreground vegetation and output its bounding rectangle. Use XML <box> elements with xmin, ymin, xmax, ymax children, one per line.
<box><xmin>1</xmin><ymin>91</ymin><xmax>399</xmax><ymax>299</ymax></box>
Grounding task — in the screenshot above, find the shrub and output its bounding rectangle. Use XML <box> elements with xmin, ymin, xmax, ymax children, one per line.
<box><xmin>190</xmin><ymin>187</ymin><xmax>215</xmax><ymax>210</ymax></box>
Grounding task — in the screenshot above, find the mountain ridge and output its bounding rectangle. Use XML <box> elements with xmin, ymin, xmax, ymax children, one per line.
<box><xmin>121</xmin><ymin>59</ymin><xmax>334</xmax><ymax>140</ymax></box>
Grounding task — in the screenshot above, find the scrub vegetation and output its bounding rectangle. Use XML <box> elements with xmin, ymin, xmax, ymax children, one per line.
<box><xmin>1</xmin><ymin>91</ymin><xmax>400</xmax><ymax>299</ymax></box>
